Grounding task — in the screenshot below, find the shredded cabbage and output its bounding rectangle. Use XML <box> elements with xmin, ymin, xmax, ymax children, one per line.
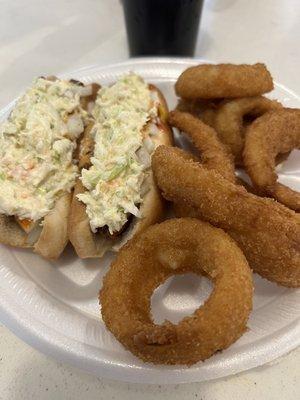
<box><xmin>77</xmin><ymin>73</ymin><xmax>159</xmax><ymax>234</ymax></box>
<box><xmin>0</xmin><ymin>77</ymin><xmax>88</xmax><ymax>220</ymax></box>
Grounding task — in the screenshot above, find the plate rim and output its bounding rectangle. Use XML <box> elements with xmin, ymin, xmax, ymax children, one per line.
<box><xmin>0</xmin><ymin>57</ymin><xmax>299</xmax><ymax>384</ymax></box>
<box><xmin>1</xmin><ymin>285</ymin><xmax>299</xmax><ymax>384</ymax></box>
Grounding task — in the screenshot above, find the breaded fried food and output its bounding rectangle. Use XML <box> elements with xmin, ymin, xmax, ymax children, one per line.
<box><xmin>214</xmin><ymin>97</ymin><xmax>282</xmax><ymax>163</ymax></box>
<box><xmin>152</xmin><ymin>146</ymin><xmax>300</xmax><ymax>288</ymax></box>
<box><xmin>175</xmin><ymin>63</ymin><xmax>273</xmax><ymax>99</ymax></box>
<box><xmin>176</xmin><ymin>98</ymin><xmax>211</xmax><ymax>115</ymax></box>
<box><xmin>244</xmin><ymin>108</ymin><xmax>300</xmax><ymax>211</ymax></box>
<box><xmin>100</xmin><ymin>218</ymin><xmax>253</xmax><ymax>365</ymax></box>
<box><xmin>176</xmin><ymin>98</ymin><xmax>220</xmax><ymax>128</ymax></box>
<box><xmin>168</xmin><ymin>110</ymin><xmax>235</xmax><ymax>182</ymax></box>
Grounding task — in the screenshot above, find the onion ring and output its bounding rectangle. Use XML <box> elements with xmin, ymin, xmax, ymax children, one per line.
<box><xmin>168</xmin><ymin>110</ymin><xmax>236</xmax><ymax>182</ymax></box>
<box><xmin>213</xmin><ymin>96</ymin><xmax>282</xmax><ymax>162</ymax></box>
<box><xmin>100</xmin><ymin>218</ymin><xmax>253</xmax><ymax>365</ymax></box>
<box><xmin>176</xmin><ymin>98</ymin><xmax>220</xmax><ymax>127</ymax></box>
<box><xmin>243</xmin><ymin>109</ymin><xmax>300</xmax><ymax>211</ymax></box>
<box><xmin>152</xmin><ymin>146</ymin><xmax>300</xmax><ymax>287</ymax></box>
<box><xmin>175</xmin><ymin>63</ymin><xmax>273</xmax><ymax>99</ymax></box>
<box><xmin>168</xmin><ymin>111</ymin><xmax>260</xmax><ymax>217</ymax></box>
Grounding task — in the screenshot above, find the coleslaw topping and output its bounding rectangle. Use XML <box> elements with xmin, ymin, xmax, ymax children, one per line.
<box><xmin>77</xmin><ymin>73</ymin><xmax>160</xmax><ymax>234</ymax></box>
<box><xmin>0</xmin><ymin>77</ymin><xmax>88</xmax><ymax>221</ymax></box>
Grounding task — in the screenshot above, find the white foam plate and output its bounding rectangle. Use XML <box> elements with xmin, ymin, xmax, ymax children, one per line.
<box><xmin>0</xmin><ymin>58</ymin><xmax>299</xmax><ymax>384</ymax></box>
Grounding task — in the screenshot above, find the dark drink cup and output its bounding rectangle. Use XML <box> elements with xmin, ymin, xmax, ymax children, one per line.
<box><xmin>122</xmin><ymin>0</ymin><xmax>204</xmax><ymax>57</ymax></box>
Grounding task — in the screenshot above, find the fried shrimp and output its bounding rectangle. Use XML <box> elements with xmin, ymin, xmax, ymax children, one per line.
<box><xmin>244</xmin><ymin>108</ymin><xmax>300</xmax><ymax>211</ymax></box>
<box><xmin>100</xmin><ymin>218</ymin><xmax>253</xmax><ymax>365</ymax></box>
<box><xmin>214</xmin><ymin>96</ymin><xmax>282</xmax><ymax>162</ymax></box>
<box><xmin>175</xmin><ymin>63</ymin><xmax>273</xmax><ymax>99</ymax></box>
<box><xmin>152</xmin><ymin>146</ymin><xmax>300</xmax><ymax>288</ymax></box>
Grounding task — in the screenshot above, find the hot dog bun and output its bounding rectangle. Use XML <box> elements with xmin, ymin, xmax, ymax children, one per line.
<box><xmin>68</xmin><ymin>83</ymin><xmax>173</xmax><ymax>258</ymax></box>
<box><xmin>0</xmin><ymin>78</ymin><xmax>100</xmax><ymax>259</ymax></box>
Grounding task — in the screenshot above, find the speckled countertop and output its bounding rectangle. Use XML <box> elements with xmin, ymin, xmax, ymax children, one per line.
<box><xmin>0</xmin><ymin>0</ymin><xmax>299</xmax><ymax>398</ymax></box>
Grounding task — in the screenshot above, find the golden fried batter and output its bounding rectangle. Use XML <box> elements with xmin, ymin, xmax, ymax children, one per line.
<box><xmin>152</xmin><ymin>146</ymin><xmax>300</xmax><ymax>287</ymax></box>
<box><xmin>168</xmin><ymin>110</ymin><xmax>236</xmax><ymax>182</ymax></box>
<box><xmin>214</xmin><ymin>97</ymin><xmax>282</xmax><ymax>163</ymax></box>
<box><xmin>176</xmin><ymin>98</ymin><xmax>220</xmax><ymax>128</ymax></box>
<box><xmin>100</xmin><ymin>218</ymin><xmax>253</xmax><ymax>365</ymax></box>
<box><xmin>175</xmin><ymin>63</ymin><xmax>273</xmax><ymax>99</ymax></box>
<box><xmin>244</xmin><ymin>109</ymin><xmax>300</xmax><ymax>211</ymax></box>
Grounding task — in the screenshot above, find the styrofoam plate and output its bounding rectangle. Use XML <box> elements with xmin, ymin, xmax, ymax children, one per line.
<box><xmin>0</xmin><ymin>58</ymin><xmax>299</xmax><ymax>384</ymax></box>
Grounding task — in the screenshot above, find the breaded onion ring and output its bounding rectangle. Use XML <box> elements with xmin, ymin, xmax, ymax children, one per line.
<box><xmin>175</xmin><ymin>63</ymin><xmax>273</xmax><ymax>99</ymax></box>
<box><xmin>214</xmin><ymin>96</ymin><xmax>282</xmax><ymax>162</ymax></box>
<box><xmin>168</xmin><ymin>111</ymin><xmax>260</xmax><ymax>217</ymax></box>
<box><xmin>176</xmin><ymin>98</ymin><xmax>220</xmax><ymax>128</ymax></box>
<box><xmin>200</xmin><ymin>108</ymin><xmax>218</xmax><ymax>128</ymax></box>
<box><xmin>176</xmin><ymin>98</ymin><xmax>211</xmax><ymax>115</ymax></box>
<box><xmin>169</xmin><ymin>110</ymin><xmax>260</xmax><ymax>194</ymax></box>
<box><xmin>244</xmin><ymin>109</ymin><xmax>300</xmax><ymax>211</ymax></box>
<box><xmin>168</xmin><ymin>110</ymin><xmax>235</xmax><ymax>182</ymax></box>
<box><xmin>100</xmin><ymin>218</ymin><xmax>253</xmax><ymax>365</ymax></box>
<box><xmin>152</xmin><ymin>146</ymin><xmax>300</xmax><ymax>288</ymax></box>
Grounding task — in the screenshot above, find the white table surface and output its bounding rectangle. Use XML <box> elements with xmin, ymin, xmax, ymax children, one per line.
<box><xmin>0</xmin><ymin>0</ymin><xmax>299</xmax><ymax>398</ymax></box>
